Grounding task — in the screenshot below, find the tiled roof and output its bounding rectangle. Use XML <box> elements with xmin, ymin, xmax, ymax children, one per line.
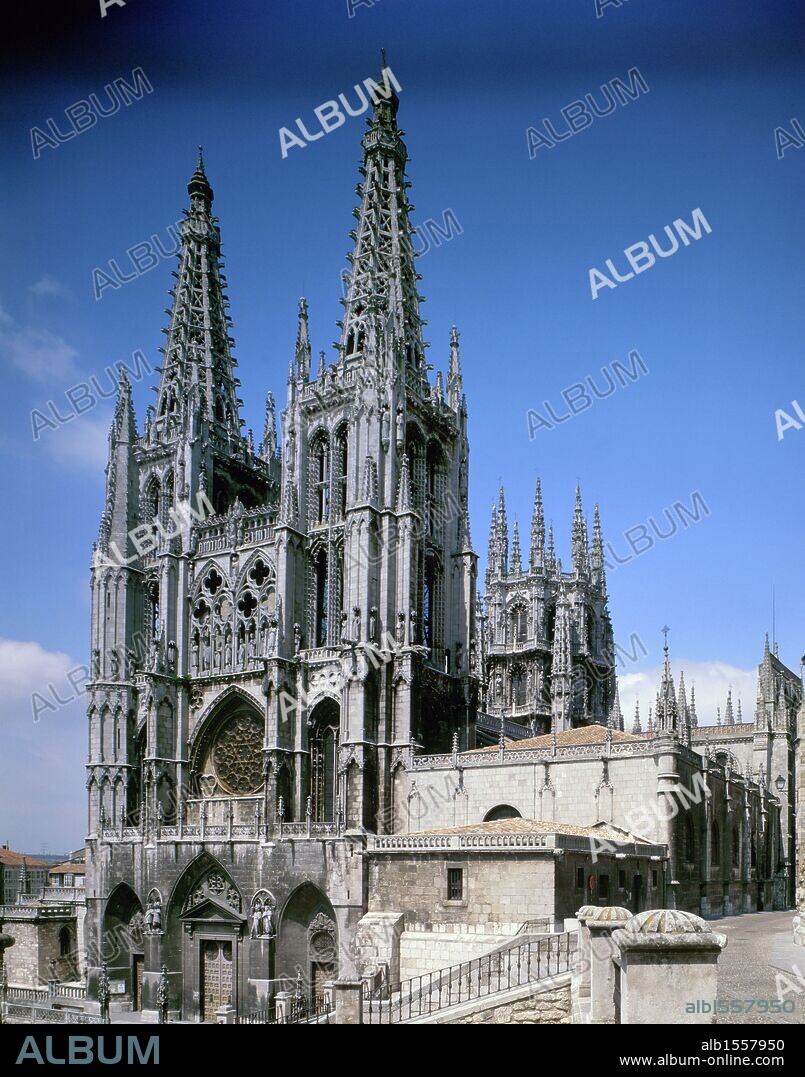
<box><xmin>467</xmin><ymin>724</ymin><xmax>645</xmax><ymax>753</ymax></box>
<box><xmin>48</xmin><ymin>861</ymin><xmax>86</xmax><ymax>875</ymax></box>
<box><xmin>411</xmin><ymin>817</ymin><xmax>646</xmax><ymax>842</ymax></box>
<box><xmin>0</xmin><ymin>849</ymin><xmax>50</xmax><ymax>868</ymax></box>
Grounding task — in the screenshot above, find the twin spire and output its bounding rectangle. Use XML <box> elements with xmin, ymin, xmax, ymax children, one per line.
<box><xmin>151</xmin><ymin>147</ymin><xmax>243</xmax><ymax>450</ymax></box>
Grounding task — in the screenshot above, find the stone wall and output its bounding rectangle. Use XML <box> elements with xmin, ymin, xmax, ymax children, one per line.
<box><xmin>427</xmin><ymin>977</ymin><xmax>572</xmax><ymax>1025</ymax></box>
<box><xmin>399</xmin><ymin>930</ymin><xmax>515</xmax><ymax>980</ymax></box>
<box><xmin>367</xmin><ymin>851</ymin><xmax>556</xmax><ymax>927</ymax></box>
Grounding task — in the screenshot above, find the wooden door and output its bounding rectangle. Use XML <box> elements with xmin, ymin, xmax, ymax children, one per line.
<box><xmin>201</xmin><ymin>940</ymin><xmax>233</xmax><ymax>1022</ymax></box>
<box><xmin>133</xmin><ymin>954</ymin><xmax>144</xmax><ymax>1010</ymax></box>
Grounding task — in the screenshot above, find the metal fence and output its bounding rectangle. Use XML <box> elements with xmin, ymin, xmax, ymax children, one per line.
<box><xmin>364</xmin><ymin>931</ymin><xmax>576</xmax><ymax>1024</ymax></box>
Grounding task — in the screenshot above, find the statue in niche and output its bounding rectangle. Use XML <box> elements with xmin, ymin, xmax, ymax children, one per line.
<box><xmin>109</xmin><ymin>650</ymin><xmax>120</xmax><ymax>681</ymax></box>
<box><xmin>352</xmin><ymin>606</ymin><xmax>361</xmax><ymax>643</ymax></box>
<box><xmin>191</xmin><ymin>636</ymin><xmax>200</xmax><ymax>675</ymax></box>
<box><xmin>340</xmin><ymin>611</ymin><xmax>349</xmax><ymax>644</ymax></box>
<box><xmin>166</xmin><ymin>639</ymin><xmax>176</xmax><ymax>674</ymax></box>
<box><xmin>202</xmin><ymin>629</ymin><xmax>211</xmax><ymax>672</ymax></box>
<box><xmin>469</xmin><ymin>637</ymin><xmax>477</xmax><ymax>671</ymax></box>
<box><xmin>92</xmin><ymin>649</ymin><xmax>101</xmax><ymax>679</ymax></box>
<box><xmin>267</xmin><ymin>617</ymin><xmax>278</xmax><ymax>656</ymax></box>
<box><xmin>236</xmin><ymin>633</ymin><xmax>244</xmax><ymax>668</ymax></box>
<box><xmin>293</xmin><ymin>623</ymin><xmax>302</xmax><ymax>655</ymax></box>
<box><xmin>395</xmin><ymin>405</ymin><xmax>404</xmax><ymax>448</ymax></box>
<box><xmin>247</xmin><ymin>624</ymin><xmax>257</xmax><ymax>664</ymax></box>
<box><xmin>396</xmin><ymin>611</ymin><xmax>406</xmax><ymax>645</ymax></box>
<box><xmin>213</xmin><ymin>627</ymin><xmax>222</xmax><ymax>672</ymax></box>
<box><xmin>224</xmin><ymin>631</ymin><xmax>232</xmax><ymax>671</ymax></box>
<box><xmin>260</xmin><ymin>903</ymin><xmax>274</xmax><ymax>938</ymax></box>
<box><xmin>409</xmin><ymin>609</ymin><xmax>417</xmax><ymax>646</ymax></box>
<box><xmin>369</xmin><ymin>607</ymin><xmax>378</xmax><ymax>642</ymax></box>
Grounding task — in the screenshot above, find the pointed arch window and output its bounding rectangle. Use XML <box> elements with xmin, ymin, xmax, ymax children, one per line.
<box><xmin>310</xmin><ymin>701</ymin><xmax>339</xmax><ymax>822</ymax></box>
<box><xmin>314</xmin><ymin>549</ymin><xmax>329</xmax><ymax>647</ymax></box>
<box><xmin>311</xmin><ymin>438</ymin><xmax>330</xmax><ymax>526</ymax></box>
<box><xmin>335</xmin><ymin>428</ymin><xmax>348</xmax><ymax>520</ymax></box>
<box><xmin>511</xmin><ymin>605</ymin><xmax>527</xmax><ymax>644</ymax></box>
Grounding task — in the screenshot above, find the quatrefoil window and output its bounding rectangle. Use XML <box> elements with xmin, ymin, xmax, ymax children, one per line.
<box><xmin>238</xmin><ymin>592</ymin><xmax>258</xmax><ymax>619</ymax></box>
<box><xmin>204</xmin><ymin>569</ymin><xmax>224</xmax><ymax>596</ymax></box>
<box><xmin>193</xmin><ymin>598</ymin><xmax>210</xmax><ymax>623</ymax></box>
<box><xmin>249</xmin><ymin>560</ymin><xmax>271</xmax><ymax>588</ymax></box>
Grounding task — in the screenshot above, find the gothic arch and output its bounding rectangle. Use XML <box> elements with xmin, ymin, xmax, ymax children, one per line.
<box><xmin>276</xmin><ymin>883</ymin><xmax>339</xmax><ymax>992</ymax></box>
<box><xmin>166</xmin><ymin>851</ymin><xmax>242</xmax><ymax>921</ymax></box>
<box><xmin>188</xmin><ymin>688</ymin><xmax>265</xmax><ymax>798</ymax></box>
<box><xmin>483</xmin><ymin>804</ymin><xmax>522</xmax><ymax>822</ymax></box>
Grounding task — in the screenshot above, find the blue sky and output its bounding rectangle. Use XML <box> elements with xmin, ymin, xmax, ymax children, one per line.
<box><xmin>0</xmin><ymin>0</ymin><xmax>803</xmax><ymax>850</ymax></box>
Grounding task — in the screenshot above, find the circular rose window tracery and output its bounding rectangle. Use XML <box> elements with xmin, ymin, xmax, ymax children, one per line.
<box><xmin>212</xmin><ymin>712</ymin><xmax>264</xmax><ymax>794</ymax></box>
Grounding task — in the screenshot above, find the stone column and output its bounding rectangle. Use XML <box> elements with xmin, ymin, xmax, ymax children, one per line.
<box><xmin>612</xmin><ymin>910</ymin><xmax>727</xmax><ymax>1024</ymax></box>
<box><xmin>587</xmin><ymin>906</ymin><xmax>630</xmax><ymax>1024</ymax></box>
<box><xmin>334</xmin><ymin>980</ymin><xmax>363</xmax><ymax>1024</ymax></box>
<box><xmin>574</xmin><ymin>905</ymin><xmax>599</xmax><ymax>1002</ymax></box>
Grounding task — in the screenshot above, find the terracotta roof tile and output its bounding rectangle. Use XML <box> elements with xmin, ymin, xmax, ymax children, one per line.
<box><xmin>411</xmin><ymin>817</ymin><xmax>648</xmax><ymax>842</ymax></box>
<box><xmin>467</xmin><ymin>724</ymin><xmax>646</xmax><ymax>753</ymax></box>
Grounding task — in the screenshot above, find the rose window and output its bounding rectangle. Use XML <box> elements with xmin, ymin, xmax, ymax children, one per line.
<box><xmin>212</xmin><ymin>713</ymin><xmax>264</xmax><ymax>794</ymax></box>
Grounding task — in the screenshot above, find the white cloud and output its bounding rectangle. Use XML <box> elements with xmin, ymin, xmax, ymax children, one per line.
<box><xmin>0</xmin><ymin>324</ymin><xmax>79</xmax><ymax>383</ymax></box>
<box><xmin>619</xmin><ymin>660</ymin><xmax>757</xmax><ymax>729</ymax></box>
<box><xmin>0</xmin><ymin>639</ymin><xmax>86</xmax><ymax>852</ymax></box>
<box><xmin>0</xmin><ymin>638</ymin><xmax>76</xmax><ymax>703</ymax></box>
<box><xmin>41</xmin><ymin>407</ymin><xmax>112</xmax><ymax>472</ymax></box>
<box><xmin>28</xmin><ymin>277</ymin><xmax>73</xmax><ymax>301</ymax></box>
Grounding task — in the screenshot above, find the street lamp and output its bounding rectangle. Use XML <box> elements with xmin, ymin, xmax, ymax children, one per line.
<box><xmin>775</xmin><ymin>774</ymin><xmax>786</xmax><ymax>792</ymax></box>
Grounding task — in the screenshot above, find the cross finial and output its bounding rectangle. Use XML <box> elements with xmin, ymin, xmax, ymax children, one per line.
<box><xmin>661</xmin><ymin>625</ymin><xmax>670</xmax><ymax>649</ymax></box>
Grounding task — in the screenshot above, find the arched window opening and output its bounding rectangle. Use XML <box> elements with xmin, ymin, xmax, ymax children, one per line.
<box><xmin>511</xmin><ymin>667</ymin><xmax>527</xmax><ymax>708</ymax></box>
<box><xmin>147</xmin><ymin>578</ymin><xmax>160</xmax><ymax>641</ymax></box>
<box><xmin>335</xmin><ymin>429</ymin><xmax>348</xmax><ymax>520</ymax></box>
<box><xmin>59</xmin><ymin>926</ymin><xmax>72</xmax><ymax>958</ymax></box>
<box><xmin>310</xmin><ymin>701</ymin><xmax>339</xmax><ymax>822</ymax></box>
<box><xmin>511</xmin><ymin>606</ymin><xmax>527</xmax><ymax>644</ymax></box>
<box><xmin>312</xmin><ymin>439</ymin><xmax>330</xmax><ymax>525</ymax></box>
<box><xmin>314</xmin><ymin>549</ymin><xmax>329</xmax><ymax>647</ymax></box>
<box><xmin>483</xmin><ymin>805</ymin><xmax>521</xmax><ymax>822</ymax></box>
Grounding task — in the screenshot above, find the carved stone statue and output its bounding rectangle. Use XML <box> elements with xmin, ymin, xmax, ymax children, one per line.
<box><xmin>369</xmin><ymin>607</ymin><xmax>378</xmax><ymax>642</ymax></box>
<box><xmin>396</xmin><ymin>611</ymin><xmax>406</xmax><ymax>645</ymax></box>
<box><xmin>166</xmin><ymin>639</ymin><xmax>176</xmax><ymax>673</ymax></box>
<box><xmin>92</xmin><ymin>649</ymin><xmax>101</xmax><ymax>678</ymax></box>
<box><xmin>109</xmin><ymin>650</ymin><xmax>120</xmax><ymax>681</ymax></box>
<box><xmin>268</xmin><ymin>617</ymin><xmax>278</xmax><ymax>656</ymax></box>
<box><xmin>340</xmin><ymin>610</ymin><xmax>349</xmax><ymax>644</ymax></box>
<box><xmin>293</xmin><ymin>623</ymin><xmax>302</xmax><ymax>655</ymax></box>
<box><xmin>191</xmin><ymin>636</ymin><xmax>200</xmax><ymax>675</ymax></box>
<box><xmin>352</xmin><ymin>606</ymin><xmax>361</xmax><ymax>643</ymax></box>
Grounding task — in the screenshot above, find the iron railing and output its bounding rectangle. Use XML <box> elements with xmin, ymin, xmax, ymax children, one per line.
<box><xmin>364</xmin><ymin>931</ymin><xmax>576</xmax><ymax>1024</ymax></box>
<box><xmin>4</xmin><ymin>1002</ymin><xmax>102</xmax><ymax>1025</ymax></box>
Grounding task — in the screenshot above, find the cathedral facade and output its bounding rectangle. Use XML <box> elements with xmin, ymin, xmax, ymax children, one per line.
<box><xmin>83</xmin><ymin>73</ymin><xmax>797</xmax><ymax>1021</ymax></box>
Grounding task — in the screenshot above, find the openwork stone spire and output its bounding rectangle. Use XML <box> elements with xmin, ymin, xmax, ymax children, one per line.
<box><xmin>530</xmin><ymin>478</ymin><xmax>545</xmax><ymax>571</ymax></box>
<box><xmin>510</xmin><ymin>521</ymin><xmax>522</xmax><ymax>575</ymax></box>
<box><xmin>609</xmin><ymin>684</ymin><xmax>624</xmax><ymax>731</ymax></box>
<box><xmin>295</xmin><ymin>297</ymin><xmax>311</xmax><ymax>383</ymax></box>
<box><xmin>339</xmin><ymin>67</ymin><xmax>425</xmax><ymax>381</ymax></box>
<box><xmin>655</xmin><ymin>628</ymin><xmax>679</xmax><ymax>735</ymax></box>
<box><xmin>632</xmin><ymin>700</ymin><xmax>642</xmax><ymax>734</ymax></box>
<box><xmin>447</xmin><ymin>325</ymin><xmax>463</xmax><ymax>410</ymax></box>
<box><xmin>154</xmin><ymin>150</ymin><xmax>243</xmax><ymax>450</ymax></box>
<box><xmin>571</xmin><ymin>485</ymin><xmax>589</xmax><ymax>577</ymax></box>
